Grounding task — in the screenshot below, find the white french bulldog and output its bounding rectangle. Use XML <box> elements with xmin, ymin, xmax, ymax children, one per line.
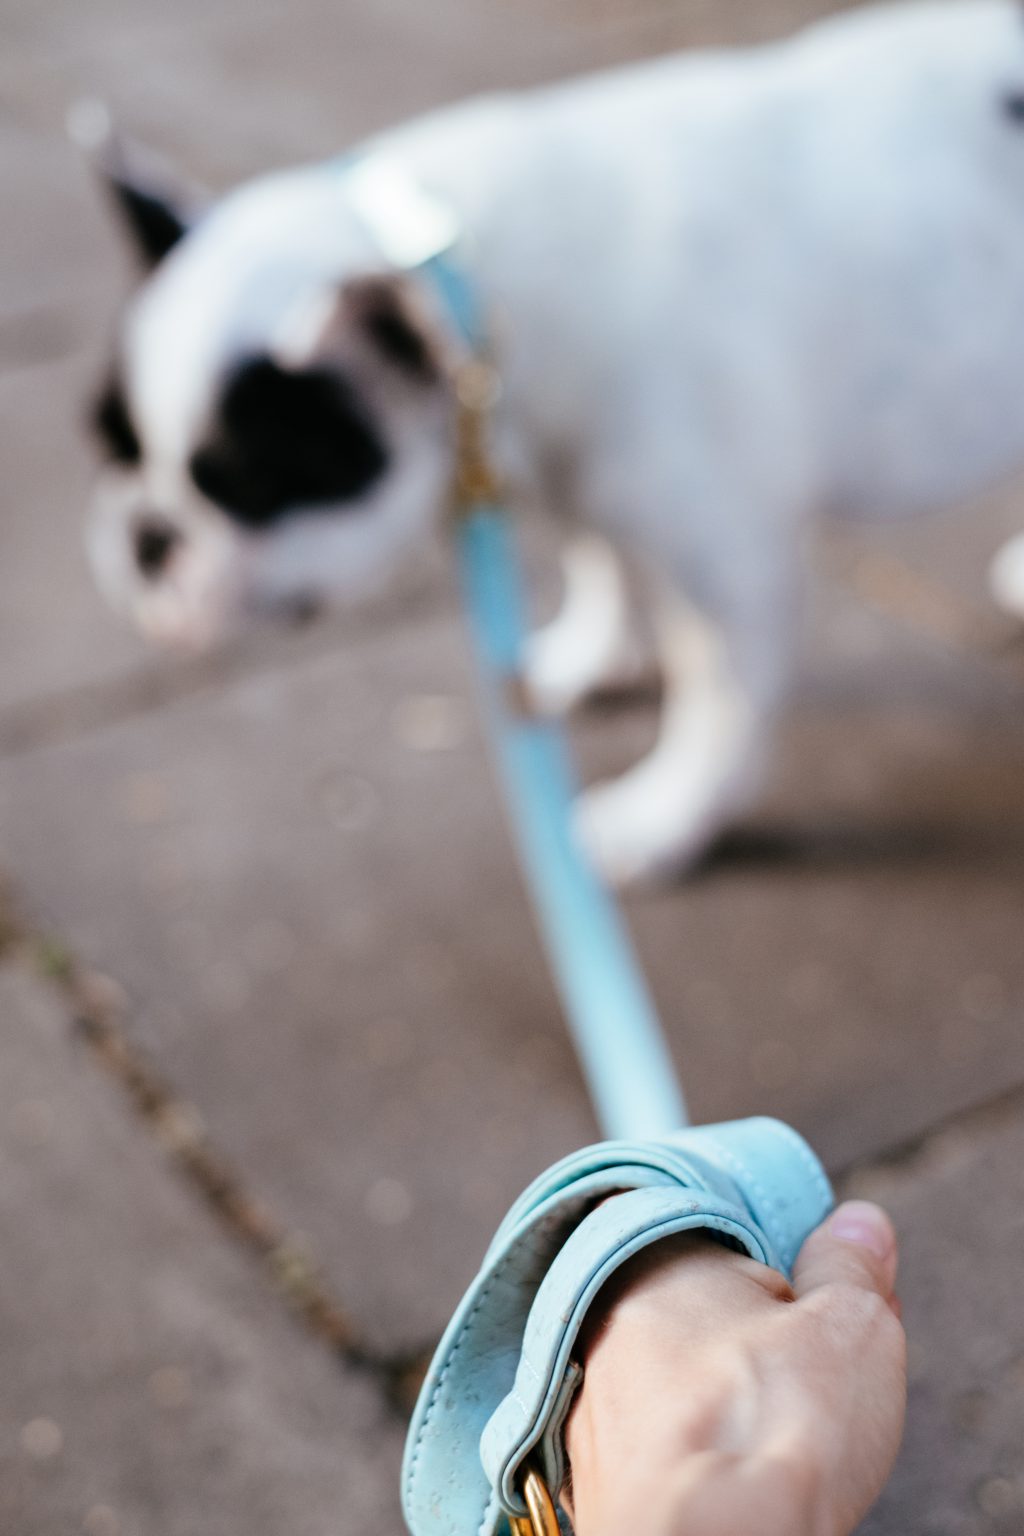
<box><xmin>82</xmin><ymin>0</ymin><xmax>1024</xmax><ymax>886</ymax></box>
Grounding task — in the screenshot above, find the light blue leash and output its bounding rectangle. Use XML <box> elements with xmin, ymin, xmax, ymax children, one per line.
<box><xmin>422</xmin><ymin>249</ymin><xmax>688</xmax><ymax>1141</ymax></box>
<box><xmin>454</xmin><ymin>511</ymin><xmax>688</xmax><ymax>1138</ymax></box>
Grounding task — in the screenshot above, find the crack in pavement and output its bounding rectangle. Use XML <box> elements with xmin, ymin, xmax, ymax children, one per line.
<box><xmin>834</xmin><ymin>1069</ymin><xmax>1024</xmax><ymax>1188</ymax></box>
<box><xmin>0</xmin><ymin>581</ymin><xmax>450</xmax><ymax>761</ymax></box>
<box><xmin>6</xmin><ymin>538</ymin><xmax>1023</xmax><ymax>765</ymax></box>
<box><xmin>4</xmin><ymin>867</ymin><xmax>1024</xmax><ymax>1442</ymax></box>
<box><xmin>0</xmin><ymin>882</ymin><xmax>431</xmax><ymax>1419</ymax></box>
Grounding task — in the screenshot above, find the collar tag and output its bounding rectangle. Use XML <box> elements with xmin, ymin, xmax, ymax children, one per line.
<box><xmin>345</xmin><ymin>153</ymin><xmax>461</xmax><ymax>269</ymax></box>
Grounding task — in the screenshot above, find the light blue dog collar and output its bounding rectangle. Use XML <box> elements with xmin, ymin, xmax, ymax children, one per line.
<box><xmin>403</xmin><ymin>1117</ymin><xmax>833</xmax><ymax>1536</ymax></box>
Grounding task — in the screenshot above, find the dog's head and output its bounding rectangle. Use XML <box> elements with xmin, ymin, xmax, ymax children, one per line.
<box><xmin>79</xmin><ymin>110</ymin><xmax>454</xmax><ymax>649</ymax></box>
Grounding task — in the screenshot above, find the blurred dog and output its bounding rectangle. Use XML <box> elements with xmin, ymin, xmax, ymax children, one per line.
<box><xmin>81</xmin><ymin>0</ymin><xmax>1024</xmax><ymax>885</ymax></box>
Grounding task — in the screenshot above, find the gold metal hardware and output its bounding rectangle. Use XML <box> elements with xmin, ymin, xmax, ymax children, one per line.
<box><xmin>451</xmin><ymin>356</ymin><xmax>504</xmax><ymax>514</ymax></box>
<box><xmin>508</xmin><ymin>1465</ymin><xmax>561</xmax><ymax>1536</ymax></box>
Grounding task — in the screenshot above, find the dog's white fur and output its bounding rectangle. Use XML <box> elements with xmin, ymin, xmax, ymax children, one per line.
<box><xmin>89</xmin><ymin>0</ymin><xmax>1024</xmax><ymax>883</ymax></box>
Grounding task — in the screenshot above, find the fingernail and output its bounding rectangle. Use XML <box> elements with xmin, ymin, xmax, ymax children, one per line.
<box><xmin>827</xmin><ymin>1201</ymin><xmax>895</xmax><ymax>1260</ymax></box>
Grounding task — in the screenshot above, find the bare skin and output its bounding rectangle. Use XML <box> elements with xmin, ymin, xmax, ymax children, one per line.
<box><xmin>563</xmin><ymin>1201</ymin><xmax>906</xmax><ymax>1536</ymax></box>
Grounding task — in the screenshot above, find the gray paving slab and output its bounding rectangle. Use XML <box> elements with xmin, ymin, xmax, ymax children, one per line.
<box><xmin>0</xmin><ymin>0</ymin><xmax>658</xmax><ymax>236</ymax></box>
<box><xmin>3</xmin><ymin>588</ymin><xmax>1024</xmax><ymax>1352</ymax></box>
<box><xmin>2</xmin><ymin>943</ymin><xmax>1022</xmax><ymax>1536</ymax></box>
<box><xmin>0</xmin><ymin>358</ymin><xmax>151</xmax><ymax>715</ymax></box>
<box><xmin>610</xmin><ymin>637</ymin><xmax>1024</xmax><ymax>1161</ymax></box>
<box><xmin>0</xmin><ymin>961</ymin><xmax>403</xmax><ymax>1536</ymax></box>
<box><xmin>0</xmin><ymin>606</ymin><xmax>595</xmax><ymax>1351</ymax></box>
<box><xmin>0</xmin><ymin>120</ymin><xmax>121</xmax><ymax>319</ymax></box>
<box><xmin>847</xmin><ymin>1094</ymin><xmax>1024</xmax><ymax>1536</ymax></box>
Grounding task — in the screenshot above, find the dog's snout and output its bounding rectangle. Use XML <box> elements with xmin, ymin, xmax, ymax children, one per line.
<box><xmin>133</xmin><ymin>517</ymin><xmax>182</xmax><ymax>579</ymax></box>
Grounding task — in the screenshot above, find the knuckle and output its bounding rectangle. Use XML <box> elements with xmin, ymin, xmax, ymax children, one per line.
<box><xmin>804</xmin><ymin>1281</ymin><xmax>904</xmax><ymax>1355</ymax></box>
<box><xmin>805</xmin><ymin>1279</ymin><xmax>886</xmax><ymax>1324</ymax></box>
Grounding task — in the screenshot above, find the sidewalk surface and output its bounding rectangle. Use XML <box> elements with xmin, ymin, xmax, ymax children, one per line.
<box><xmin>2</xmin><ymin>1</ymin><xmax>1024</xmax><ymax>1532</ymax></box>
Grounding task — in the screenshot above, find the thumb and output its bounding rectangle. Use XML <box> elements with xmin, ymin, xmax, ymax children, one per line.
<box><xmin>792</xmin><ymin>1200</ymin><xmax>899</xmax><ymax>1305</ymax></box>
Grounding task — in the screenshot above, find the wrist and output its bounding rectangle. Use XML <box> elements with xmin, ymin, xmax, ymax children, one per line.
<box><xmin>566</xmin><ymin>1438</ymin><xmax>825</xmax><ymax>1536</ymax></box>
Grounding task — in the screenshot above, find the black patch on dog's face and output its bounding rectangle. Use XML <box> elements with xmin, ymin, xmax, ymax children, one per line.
<box><xmin>91</xmin><ymin>376</ymin><xmax>142</xmax><ymax>465</ymax></box>
<box><xmin>189</xmin><ymin>356</ymin><xmax>390</xmax><ymax>528</ymax></box>
<box><xmin>1004</xmin><ymin>90</ymin><xmax>1024</xmax><ymax>124</ymax></box>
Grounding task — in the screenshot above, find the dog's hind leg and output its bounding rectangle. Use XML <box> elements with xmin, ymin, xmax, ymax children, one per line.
<box><xmin>573</xmin><ymin>584</ymin><xmax>785</xmax><ymax>888</ymax></box>
<box><xmin>524</xmin><ymin>534</ymin><xmax>649</xmax><ymax>715</ymax></box>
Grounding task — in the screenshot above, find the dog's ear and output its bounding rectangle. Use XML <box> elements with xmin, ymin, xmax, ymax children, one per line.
<box><xmin>343</xmin><ymin>275</ymin><xmax>444</xmax><ymax>384</ymax></box>
<box><xmin>278</xmin><ymin>274</ymin><xmax>446</xmax><ymax>386</ymax></box>
<box><xmin>68</xmin><ymin>99</ymin><xmax>201</xmax><ymax>268</ymax></box>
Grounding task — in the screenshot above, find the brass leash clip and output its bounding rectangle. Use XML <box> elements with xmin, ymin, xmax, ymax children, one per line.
<box><xmin>451</xmin><ymin>355</ymin><xmax>504</xmax><ymax>515</ymax></box>
<box><xmin>508</xmin><ymin>1464</ymin><xmax>561</xmax><ymax>1536</ymax></box>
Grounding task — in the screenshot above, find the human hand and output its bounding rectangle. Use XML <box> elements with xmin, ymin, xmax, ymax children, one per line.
<box><xmin>563</xmin><ymin>1202</ymin><xmax>906</xmax><ymax>1536</ymax></box>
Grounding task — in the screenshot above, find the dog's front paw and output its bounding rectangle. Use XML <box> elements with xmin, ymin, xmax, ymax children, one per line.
<box><xmin>523</xmin><ymin>627</ymin><xmax>592</xmax><ymax>716</ymax></box>
<box><xmin>573</xmin><ymin>777</ymin><xmax>703</xmax><ymax>889</ymax></box>
<box><xmin>523</xmin><ymin>627</ymin><xmax>650</xmax><ymax>716</ymax></box>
